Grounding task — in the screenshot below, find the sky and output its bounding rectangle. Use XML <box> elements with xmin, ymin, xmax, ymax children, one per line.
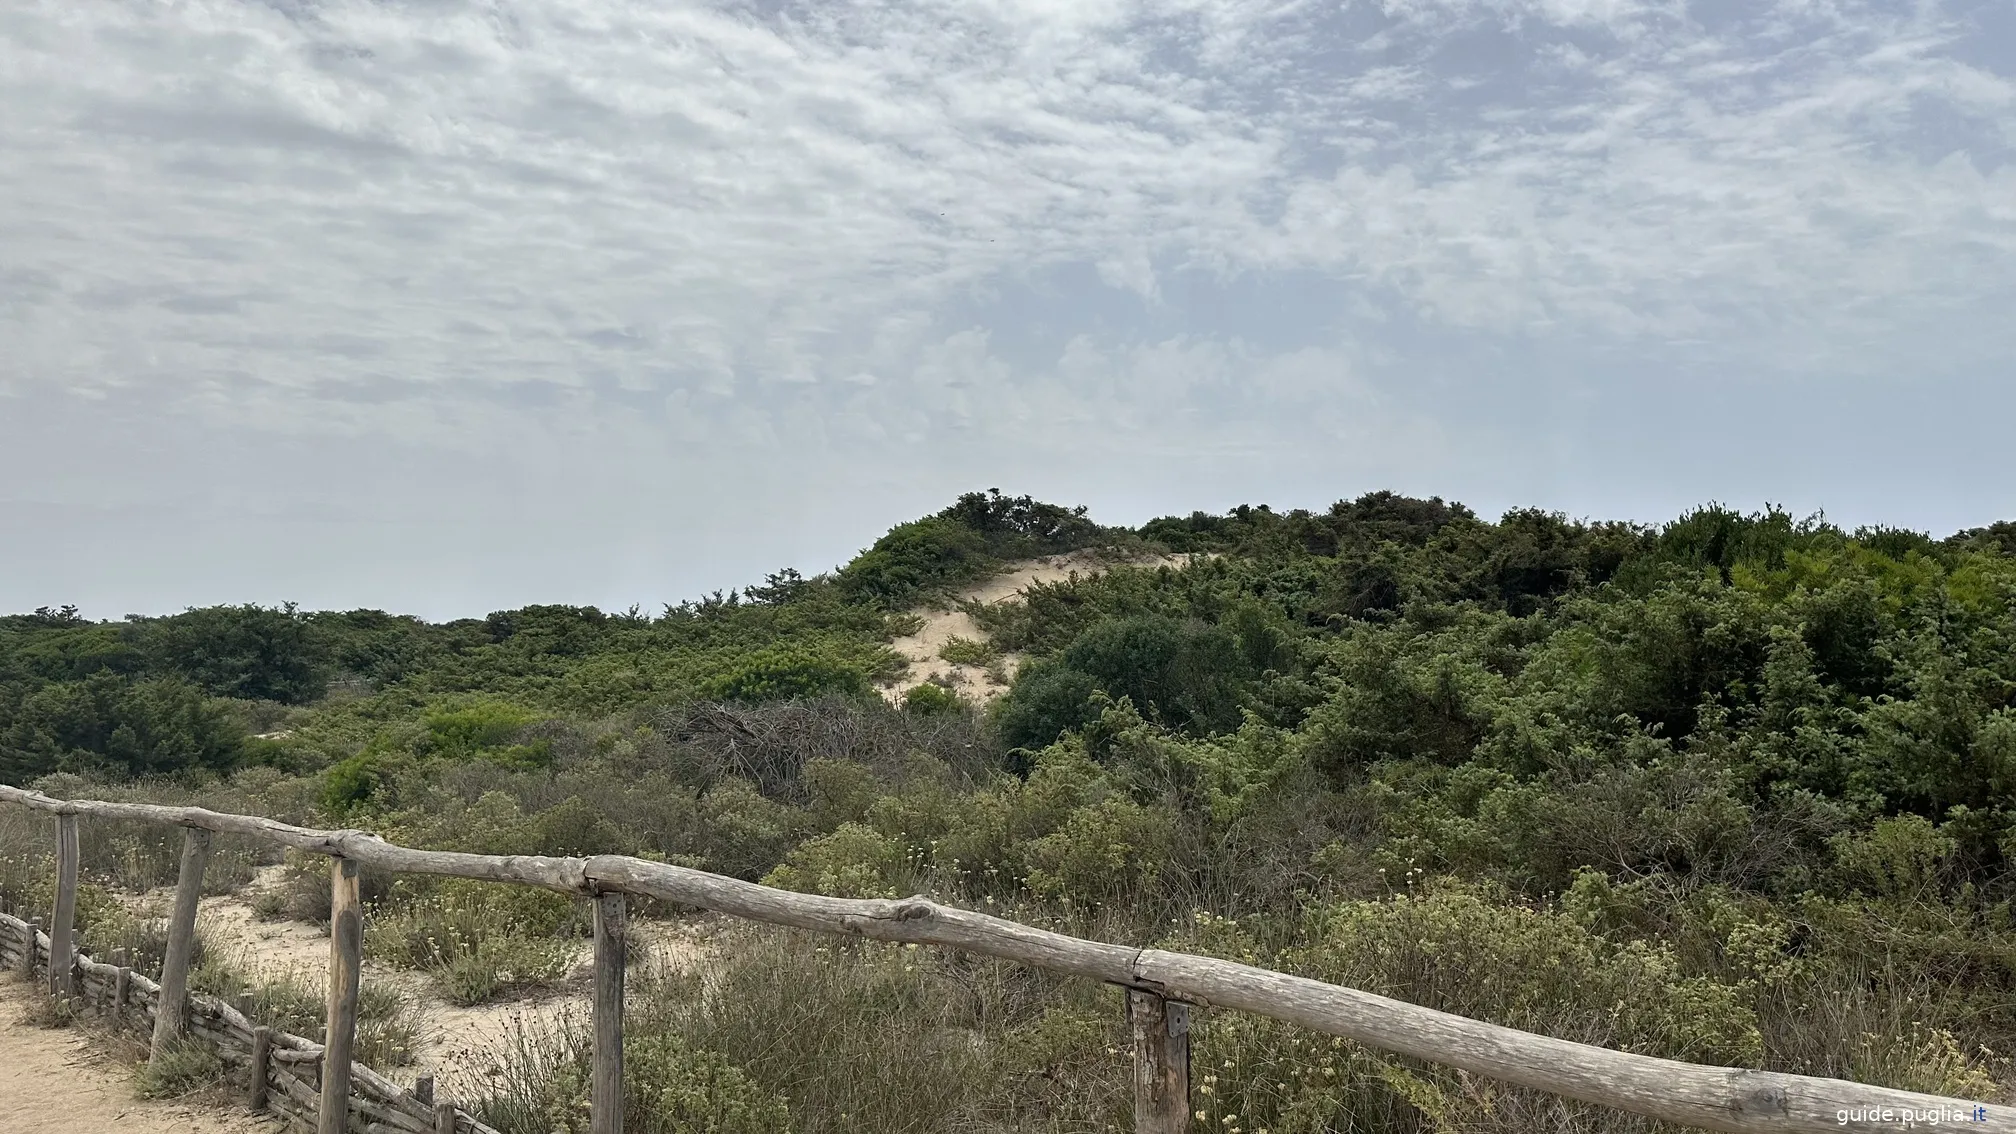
<box><xmin>2</xmin><ymin>0</ymin><xmax>2012</xmax><ymax>621</ymax></box>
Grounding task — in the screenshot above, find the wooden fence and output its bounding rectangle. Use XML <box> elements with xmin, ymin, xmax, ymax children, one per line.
<box><xmin>1</xmin><ymin>783</ymin><xmax>2008</xmax><ymax>1134</ymax></box>
<box><xmin>0</xmin><ymin>909</ymin><xmax>485</xmax><ymax>1134</ymax></box>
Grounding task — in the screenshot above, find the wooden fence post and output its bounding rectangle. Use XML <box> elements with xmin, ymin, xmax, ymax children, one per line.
<box><xmin>319</xmin><ymin>856</ymin><xmax>363</xmax><ymax>1134</ymax></box>
<box><xmin>113</xmin><ymin>948</ymin><xmax>131</xmax><ymax>1020</ymax></box>
<box><xmin>414</xmin><ymin>1075</ymin><xmax>434</xmax><ymax>1106</ymax></box>
<box><xmin>434</xmin><ymin>1098</ymin><xmax>458</xmax><ymax>1134</ymax></box>
<box><xmin>248</xmin><ymin>1025</ymin><xmax>272</xmax><ymax>1111</ymax></box>
<box><xmin>152</xmin><ymin>827</ymin><xmax>211</xmax><ymax>1057</ymax></box>
<box><xmin>1128</xmin><ymin>989</ymin><xmax>1191</xmax><ymax>1134</ymax></box>
<box><xmin>17</xmin><ymin>918</ymin><xmax>38</xmax><ymax>981</ymax></box>
<box><xmin>49</xmin><ymin>813</ymin><xmax>79</xmax><ymax>999</ymax></box>
<box><xmin>593</xmin><ymin>892</ymin><xmax>628</xmax><ymax>1134</ymax></box>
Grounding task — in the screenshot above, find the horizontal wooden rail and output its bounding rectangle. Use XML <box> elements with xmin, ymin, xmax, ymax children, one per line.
<box><xmin>2</xmin><ymin>782</ymin><xmax>2008</xmax><ymax>1134</ymax></box>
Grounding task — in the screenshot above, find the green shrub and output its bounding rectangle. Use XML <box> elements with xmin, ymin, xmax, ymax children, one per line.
<box><xmin>1022</xmin><ymin>797</ymin><xmax>1178</xmax><ymax>909</ymax></box>
<box><xmin>422</xmin><ymin>702</ymin><xmax>551</xmax><ymax>766</ymax></box>
<box><xmin>698</xmin><ymin>648</ymin><xmax>873</xmax><ymax>704</ymax></box>
<box><xmin>993</xmin><ymin>663</ymin><xmax>1101</xmax><ymax>749</ymax></box>
<box><xmin>0</xmin><ymin>672</ymin><xmax>246</xmax><ymax>780</ymax></box>
<box><xmin>937</xmin><ymin>636</ymin><xmax>997</xmax><ymax>667</ymax></box>
<box><xmin>1057</xmin><ymin>614</ymin><xmax>1250</xmax><ymax>734</ymax></box>
<box><xmin>1158</xmin><ymin>890</ymin><xmax>1766</xmax><ymax>1134</ymax></box>
<box><xmin>836</xmin><ymin>517</ymin><xmax>992</xmax><ymax>606</ymax></box>
<box><xmin>936</xmin><ymin>489</ymin><xmax>1102</xmax><ymax>552</ymax></box>
<box><xmin>623</xmin><ymin>1032</ymin><xmax>795</xmax><ymax>1134</ymax></box>
<box><xmin>365</xmin><ymin>878</ymin><xmax>583</xmax><ymax>1004</ymax></box>
<box><xmin>480</xmin><ymin>1019</ymin><xmax>792</xmax><ymax>1134</ymax></box>
<box><xmin>995</xmin><ymin>1003</ymin><xmax>1130</xmax><ymax>1126</ymax></box>
<box><xmin>763</xmin><ymin>823</ymin><xmax>914</xmax><ymax>899</ymax></box>
<box><xmin>436</xmin><ymin>935</ymin><xmax>577</xmax><ymax>1005</ymax></box>
<box><xmin>693</xmin><ymin>780</ymin><xmax>797</xmax><ymax>879</ymax></box>
<box><xmin>900</xmin><ymin>682</ymin><xmax>962</xmax><ymax>715</ymax></box>
<box><xmin>1291</xmin><ymin>884</ymin><xmax>1763</xmax><ymax>1066</ymax></box>
<box><xmin>995</xmin><ymin>615</ymin><xmax>1254</xmax><ymax>749</ymax></box>
<box><xmin>509</xmin><ymin>794</ymin><xmax>637</xmax><ymax>857</ymax></box>
<box><xmin>1829</xmin><ymin>814</ymin><xmax>1958</xmax><ymax>899</ymax></box>
<box><xmin>321</xmin><ymin>751</ymin><xmax>384</xmax><ymax>814</ymax></box>
<box><xmin>660</xmin><ymin>931</ymin><xmax>1009</xmax><ymax>1134</ymax></box>
<box><xmin>135</xmin><ymin>1037</ymin><xmax>226</xmax><ymax>1099</ymax></box>
<box><xmin>141</xmin><ymin>602</ymin><xmax>328</xmax><ymax>704</ymax></box>
<box><xmin>800</xmin><ymin>758</ymin><xmax>880</xmax><ymax>832</ymax></box>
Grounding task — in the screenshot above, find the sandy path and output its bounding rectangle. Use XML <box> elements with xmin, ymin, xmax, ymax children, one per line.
<box><xmin>138</xmin><ymin>868</ymin><xmax>717</xmax><ymax>1101</ymax></box>
<box><xmin>0</xmin><ymin>975</ymin><xmax>282</xmax><ymax>1134</ymax></box>
<box><xmin>885</xmin><ymin>550</ymin><xmax>1190</xmax><ymax>704</ymax></box>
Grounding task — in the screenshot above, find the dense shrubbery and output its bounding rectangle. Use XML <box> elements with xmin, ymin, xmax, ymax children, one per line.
<box><xmin>484</xmin><ymin>1020</ymin><xmax>794</xmax><ymax>1134</ymax></box>
<box><xmin>697</xmin><ymin>646</ymin><xmax>877</xmax><ymax>704</ymax></box>
<box><xmin>5</xmin><ymin>489</ymin><xmax>2016</xmax><ymax>1130</ymax></box>
<box><xmin>0</xmin><ymin>672</ymin><xmax>246</xmax><ymax>780</ymax></box>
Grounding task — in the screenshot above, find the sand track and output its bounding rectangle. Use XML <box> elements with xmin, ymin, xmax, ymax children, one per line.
<box><xmin>0</xmin><ymin>974</ymin><xmax>282</xmax><ymax>1134</ymax></box>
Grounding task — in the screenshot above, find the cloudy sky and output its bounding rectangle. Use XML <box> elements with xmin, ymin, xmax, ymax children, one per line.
<box><xmin>2</xmin><ymin>0</ymin><xmax>2012</xmax><ymax>620</ymax></box>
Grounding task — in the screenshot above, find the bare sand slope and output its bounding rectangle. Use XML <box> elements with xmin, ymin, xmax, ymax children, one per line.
<box><xmin>0</xmin><ymin>975</ymin><xmax>282</xmax><ymax>1134</ymax></box>
<box><xmin>884</xmin><ymin>550</ymin><xmax>1191</xmax><ymax>705</ymax></box>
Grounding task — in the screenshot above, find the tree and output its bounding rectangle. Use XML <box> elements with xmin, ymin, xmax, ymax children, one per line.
<box><xmin>0</xmin><ymin>671</ymin><xmax>243</xmax><ymax>779</ymax></box>
<box><xmin>143</xmin><ymin>603</ymin><xmax>328</xmax><ymax>704</ymax></box>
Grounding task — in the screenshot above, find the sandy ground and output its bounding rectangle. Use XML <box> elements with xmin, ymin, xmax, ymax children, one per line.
<box><xmin>0</xmin><ymin>974</ymin><xmax>282</xmax><ymax>1134</ymax></box>
<box><xmin>124</xmin><ymin>866</ymin><xmax>718</xmax><ymax>1102</ymax></box>
<box><xmin>884</xmin><ymin>550</ymin><xmax>1190</xmax><ymax>704</ymax></box>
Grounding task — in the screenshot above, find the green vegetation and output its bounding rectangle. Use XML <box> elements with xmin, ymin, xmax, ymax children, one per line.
<box><xmin>365</xmin><ymin>878</ymin><xmax>583</xmax><ymax>1004</ymax></box>
<box><xmin>936</xmin><ymin>635</ymin><xmax>998</xmax><ymax>667</ymax></box>
<box><xmin>838</xmin><ymin>489</ymin><xmax>1114</xmax><ymax>606</ymax></box>
<box><xmin>901</xmin><ymin>681</ymin><xmax>964</xmax><ymax>716</ymax></box>
<box><xmin>481</xmin><ymin>1002</ymin><xmax>795</xmax><ymax>1134</ymax></box>
<box><xmin>4</xmin><ymin>490</ymin><xmax>2015</xmax><ymax>1131</ymax></box>
<box><xmin>133</xmin><ymin>1036</ymin><xmax>226</xmax><ymax>1098</ymax></box>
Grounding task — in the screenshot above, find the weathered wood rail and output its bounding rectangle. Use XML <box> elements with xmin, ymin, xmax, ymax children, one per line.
<box><xmin>2</xmin><ymin>782</ymin><xmax>2008</xmax><ymax>1134</ymax></box>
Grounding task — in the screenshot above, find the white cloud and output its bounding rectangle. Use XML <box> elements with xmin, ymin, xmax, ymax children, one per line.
<box><xmin>6</xmin><ymin>0</ymin><xmax>2009</xmax><ymax>408</ymax></box>
<box><xmin>0</xmin><ymin>0</ymin><xmax>2012</xmax><ymax>614</ymax></box>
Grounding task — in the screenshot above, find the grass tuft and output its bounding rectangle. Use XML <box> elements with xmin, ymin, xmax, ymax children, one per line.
<box><xmin>134</xmin><ymin>1037</ymin><xmax>227</xmax><ymax>1099</ymax></box>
